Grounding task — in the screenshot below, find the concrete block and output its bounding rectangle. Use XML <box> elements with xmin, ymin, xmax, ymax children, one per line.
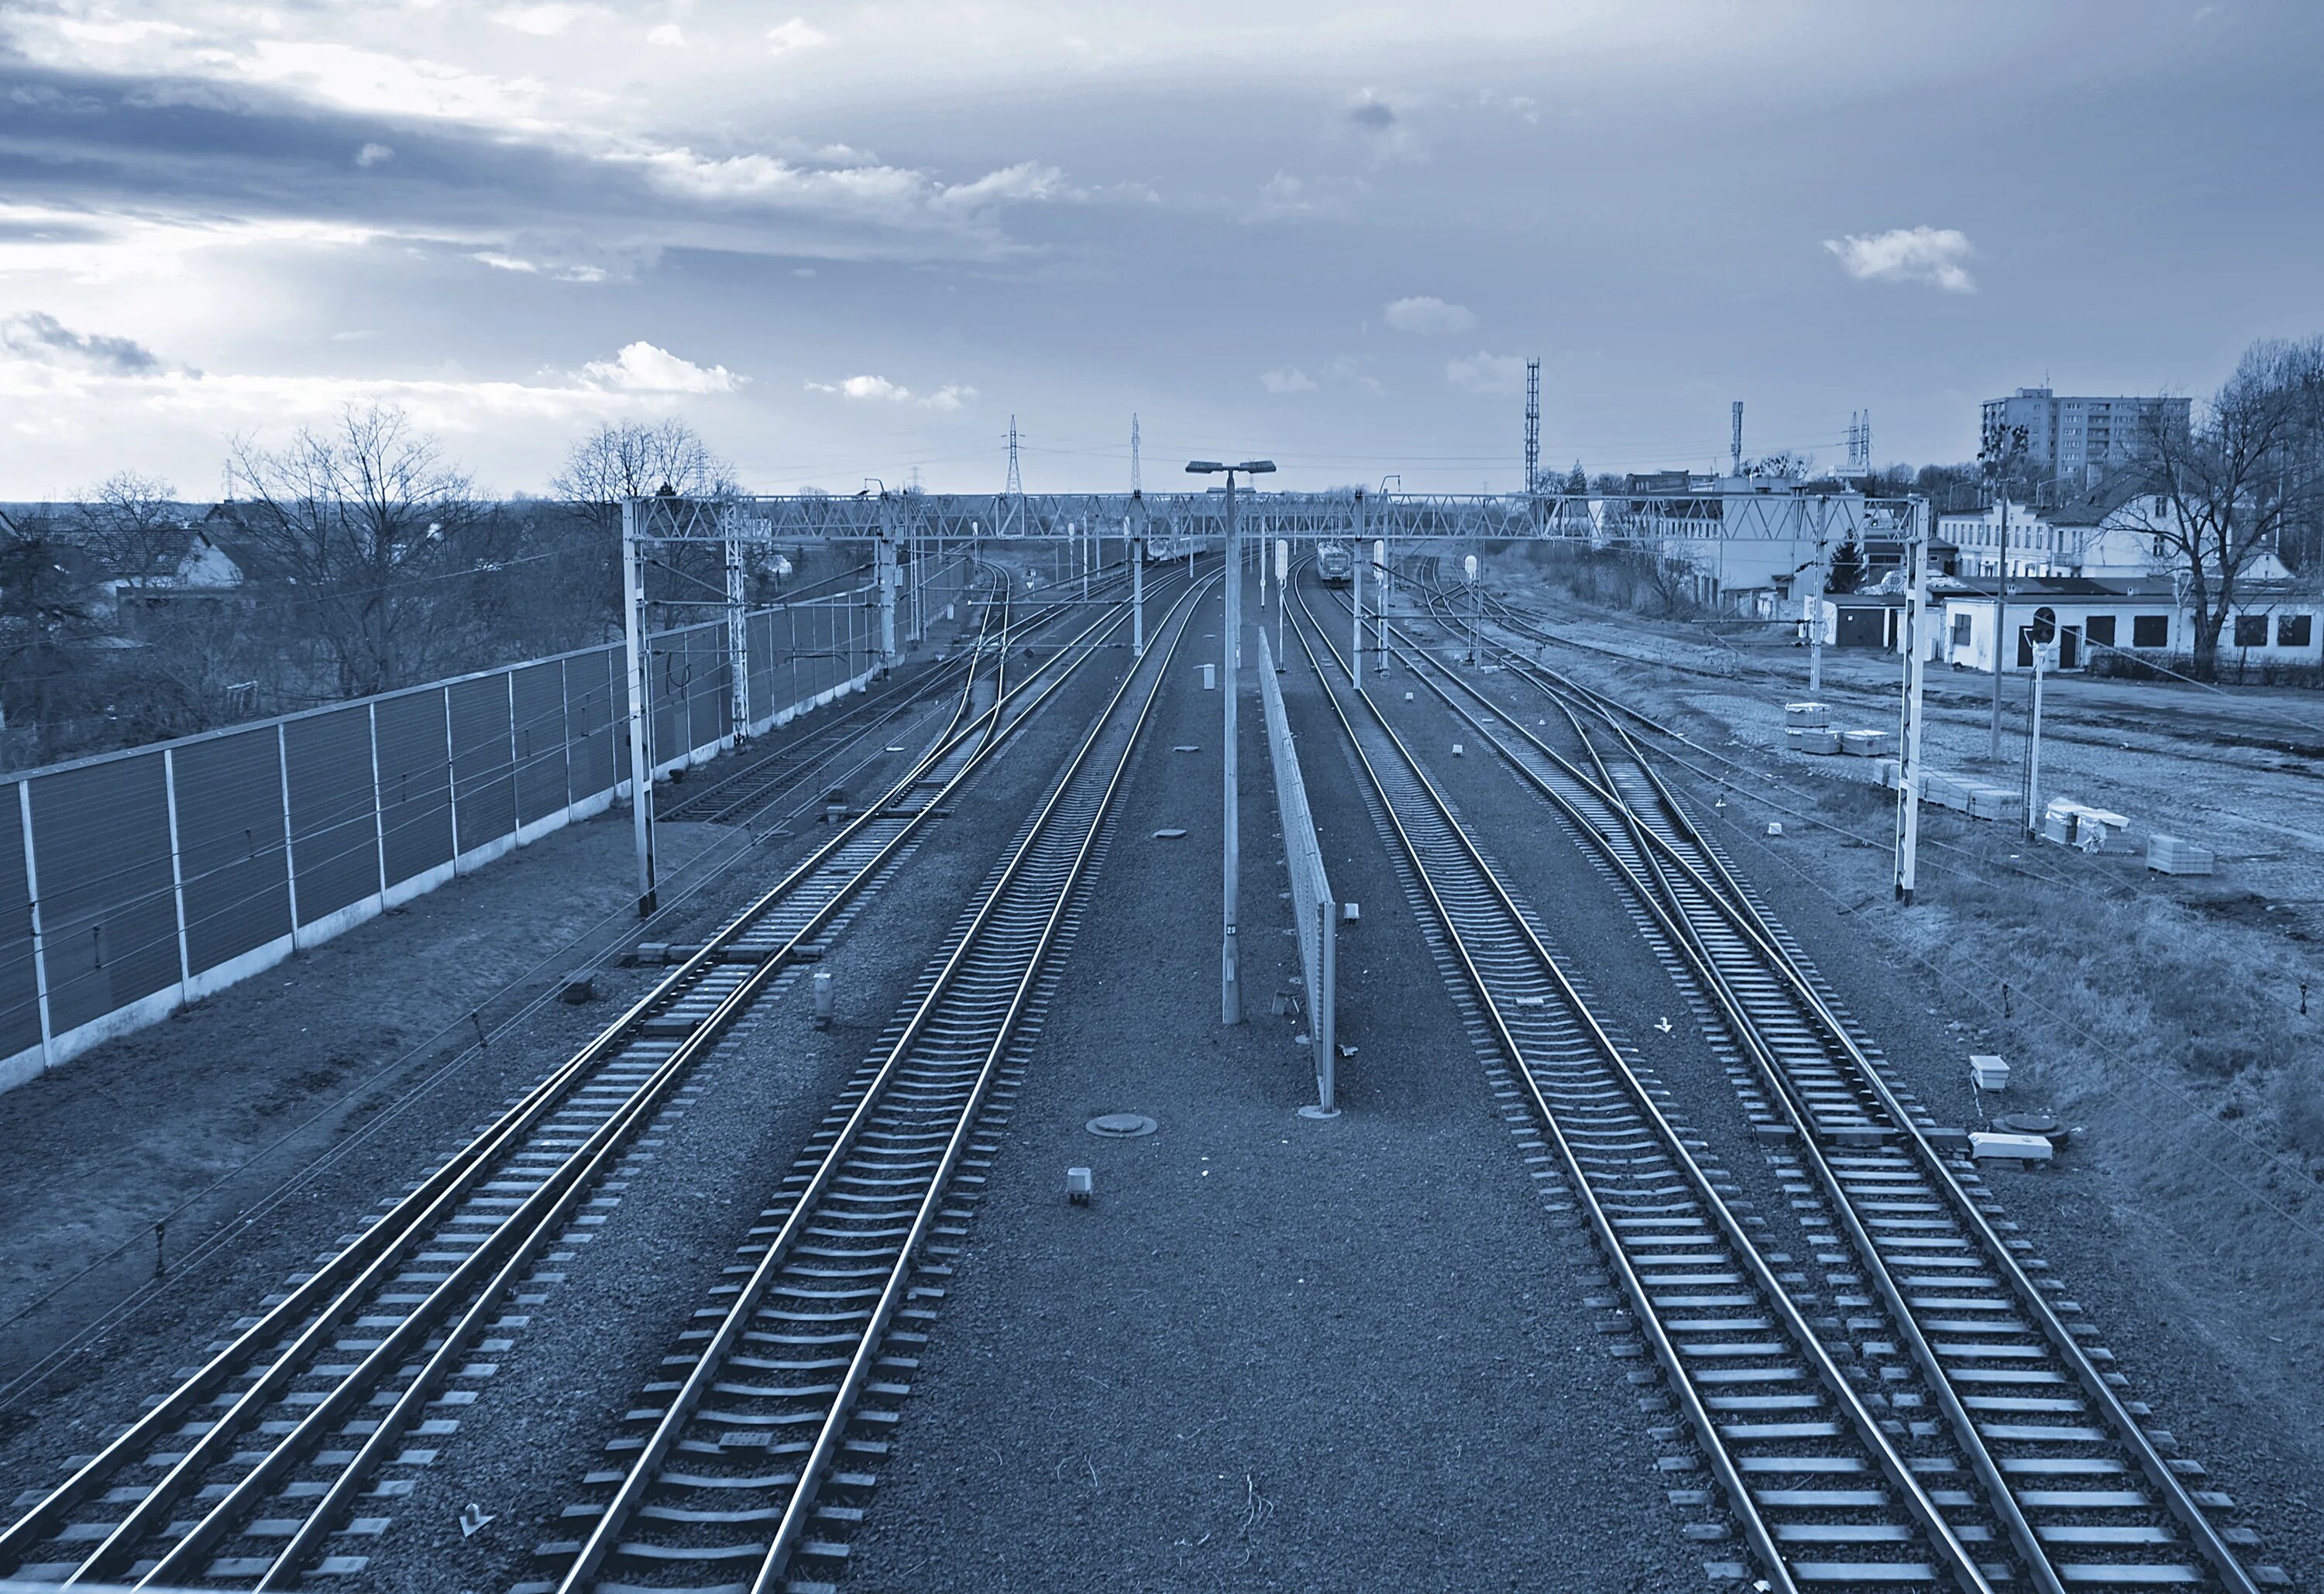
<box><xmin>1970</xmin><ymin>1131</ymin><xmax>2053</xmax><ymax>1165</ymax></box>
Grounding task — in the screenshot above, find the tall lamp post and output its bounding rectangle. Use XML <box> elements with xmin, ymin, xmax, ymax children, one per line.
<box><xmin>1187</xmin><ymin>457</ymin><xmax>1276</xmax><ymax>1025</ymax></box>
<box><xmin>1978</xmin><ymin>421</ymin><xmax>2028</xmax><ymax>761</ymax></box>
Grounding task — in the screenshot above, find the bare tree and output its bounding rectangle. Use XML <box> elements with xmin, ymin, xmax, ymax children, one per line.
<box><xmin>545</xmin><ymin>418</ymin><xmax>739</xmax><ymax>636</ymax></box>
<box><xmin>227</xmin><ymin>404</ymin><xmax>489</xmax><ymax>697</ymax></box>
<box><xmin>552</xmin><ymin>418</ymin><xmax>734</xmax><ymax>507</ymax></box>
<box><xmin>2115</xmin><ymin>336</ymin><xmax>2324</xmax><ymax>676</ymax></box>
<box><xmin>70</xmin><ymin>471</ymin><xmax>187</xmax><ymax>585</ymax></box>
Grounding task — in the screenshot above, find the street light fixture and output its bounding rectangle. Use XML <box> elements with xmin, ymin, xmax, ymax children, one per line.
<box><xmin>1186</xmin><ymin>457</ymin><xmax>1276</xmax><ymax>1025</ymax></box>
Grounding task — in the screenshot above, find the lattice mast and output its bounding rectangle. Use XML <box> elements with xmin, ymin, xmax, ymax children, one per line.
<box><xmin>1523</xmin><ymin>359</ymin><xmax>1541</xmax><ymax>493</ymax></box>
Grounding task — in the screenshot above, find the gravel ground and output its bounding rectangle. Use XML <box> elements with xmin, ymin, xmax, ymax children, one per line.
<box><xmin>1489</xmin><ymin>568</ymin><xmax>2324</xmax><ymax>936</ymax></box>
<box><xmin>349</xmin><ymin>635</ymin><xmax>1137</xmax><ymax>1593</ymax></box>
<box><xmin>1379</xmin><ymin>589</ymin><xmax>2324</xmax><ymax>1587</ymax></box>
<box><xmin>845</xmin><ymin>573</ymin><xmax>1695</xmax><ymax>1594</ymax></box>
<box><xmin>0</xmin><ymin>637</ymin><xmax>1074</xmax><ymax>1543</ymax></box>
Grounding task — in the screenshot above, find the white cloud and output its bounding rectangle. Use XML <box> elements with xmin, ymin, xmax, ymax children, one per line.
<box><xmin>1383</xmin><ymin>294</ymin><xmax>1475</xmax><ymax>335</ymax></box>
<box><xmin>803</xmin><ymin>374</ymin><xmax>975</xmax><ymax>409</ymax></box>
<box><xmin>1260</xmin><ymin>367</ymin><xmax>1318</xmax><ymax>394</ymax></box>
<box><xmin>492</xmin><ymin>4</ymin><xmax>593</xmax><ymax>36</ymax></box>
<box><xmin>1444</xmin><ymin>350</ymin><xmax>1526</xmax><ymax>395</ymax></box>
<box><xmin>355</xmin><ymin>142</ymin><xmax>395</xmax><ymax>167</ymax></box>
<box><xmin>646</xmin><ymin>21</ymin><xmax>686</xmax><ymax>46</ymax></box>
<box><xmin>472</xmin><ymin>250</ymin><xmax>608</xmax><ymax>282</ymax></box>
<box><xmin>1246</xmin><ymin>170</ymin><xmax>1367</xmax><ymax>224</ymax></box>
<box><xmin>767</xmin><ymin>17</ymin><xmax>827</xmax><ymax>55</ymax></box>
<box><xmin>792</xmin><ymin>266</ymin><xmax>818</xmax><ymax>277</ymax></box>
<box><xmin>582</xmin><ymin>341</ymin><xmax>744</xmax><ymax>392</ymax></box>
<box><xmin>1822</xmin><ymin>226</ymin><xmax>1977</xmax><ymax>293</ymax></box>
<box><xmin>933</xmin><ymin>161</ymin><xmax>1071</xmax><ymax>211</ymax></box>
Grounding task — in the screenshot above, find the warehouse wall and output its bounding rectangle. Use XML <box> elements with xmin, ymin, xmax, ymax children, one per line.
<box><xmin>0</xmin><ymin>574</ymin><xmax>948</xmax><ymax>1094</ymax></box>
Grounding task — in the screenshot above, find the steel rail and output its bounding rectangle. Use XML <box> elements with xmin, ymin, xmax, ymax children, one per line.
<box><xmin>1366</xmin><ymin>603</ymin><xmax>2061</xmax><ymax>1591</ymax></box>
<box><xmin>661</xmin><ymin>560</ymin><xmax>1135</xmax><ymax>826</ymax></box>
<box><xmin>550</xmin><ymin>573</ymin><xmax>1215</xmax><ymax>1594</ymax></box>
<box><xmin>1283</xmin><ymin>584</ymin><xmax>1992</xmax><ymax>1594</ymax></box>
<box><xmin>229</xmin><ymin>570</ymin><xmax>1176</xmax><ymax>1590</ymax></box>
<box><xmin>0</xmin><ymin>569</ymin><xmax>1165</xmax><ymax>1589</ymax></box>
<box><xmin>1388</xmin><ymin>576</ymin><xmax>2267</xmax><ymax>1594</ymax></box>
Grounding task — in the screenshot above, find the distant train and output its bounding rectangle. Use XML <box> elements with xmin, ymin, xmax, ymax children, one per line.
<box><xmin>1314</xmin><ymin>543</ymin><xmax>1354</xmax><ymax>587</ymax></box>
<box><xmin>1143</xmin><ymin>526</ymin><xmax>1205</xmax><ymax>562</ymax></box>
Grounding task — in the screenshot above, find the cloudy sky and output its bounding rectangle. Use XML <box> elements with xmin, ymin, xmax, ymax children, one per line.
<box><xmin>2</xmin><ymin>0</ymin><xmax>2320</xmax><ymax>498</ymax></box>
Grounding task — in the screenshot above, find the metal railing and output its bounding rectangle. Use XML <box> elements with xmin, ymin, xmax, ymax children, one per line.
<box><xmin>1257</xmin><ymin>630</ymin><xmax>1338</xmax><ymax>1115</ymax></box>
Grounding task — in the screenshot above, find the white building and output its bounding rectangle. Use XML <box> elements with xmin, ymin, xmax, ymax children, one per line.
<box><xmin>1939</xmin><ymin>494</ymin><xmax>2291</xmax><ymax>584</ymax></box>
<box><xmin>1933</xmin><ymin>577</ymin><xmax>2321</xmax><ymax>674</ymax></box>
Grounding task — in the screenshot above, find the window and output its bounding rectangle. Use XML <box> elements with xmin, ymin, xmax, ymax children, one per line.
<box><xmin>2281</xmin><ymin>613</ymin><xmax>2314</xmax><ymax>648</ymax></box>
<box><xmin>2234</xmin><ymin>613</ymin><xmax>2267</xmax><ymax>648</ymax></box>
<box><xmin>2085</xmin><ymin>614</ymin><xmax>2117</xmax><ymax>648</ymax></box>
<box><xmin>2132</xmin><ymin>614</ymin><xmax>2169</xmax><ymax>648</ymax></box>
<box><xmin>1951</xmin><ymin>613</ymin><xmax>1973</xmax><ymax>648</ymax></box>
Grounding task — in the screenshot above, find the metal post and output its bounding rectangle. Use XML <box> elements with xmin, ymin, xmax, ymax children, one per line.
<box><xmin>1315</xmin><ymin>898</ymin><xmax>1337</xmax><ymax>1114</ymax></box>
<box><xmin>1080</xmin><ymin>520</ymin><xmax>1088</xmax><ymax>597</ymax></box>
<box><xmin>1373</xmin><ymin>538</ymin><xmax>1387</xmax><ymax>665</ymax></box>
<box><xmin>726</xmin><ymin>526</ymin><xmax>749</xmax><ymax>735</ymax></box>
<box><xmin>876</xmin><ymin>534</ymin><xmax>898</xmax><ymax>662</ymax></box>
<box><xmin>909</xmin><ymin>524</ymin><xmax>923</xmax><ymax>643</ymax></box>
<box><xmin>619</xmin><ymin>498</ymin><xmax>658</xmax><ymax>916</ymax></box>
<box><xmin>1222</xmin><ymin>472</ymin><xmax>1241</xmax><ymax>1026</ymax></box>
<box><xmin>1990</xmin><ymin>493</ymin><xmax>2009</xmax><ymax>761</ymax></box>
<box><xmin>160</xmin><ymin>747</ymin><xmax>191</xmax><ymax>993</ymax></box>
<box><xmin>1896</xmin><ymin>498</ymin><xmax>1927</xmax><ymax>905</ymax></box>
<box><xmin>1275</xmin><ymin>538</ymin><xmax>1288</xmax><ymax>665</ymax></box>
<box><xmin>2024</xmin><ymin>639</ymin><xmax>2047</xmax><ymax>840</ymax></box>
<box><xmin>1351</xmin><ymin>536</ymin><xmax>1363</xmax><ymax>688</ymax></box>
<box><xmin>1807</xmin><ymin>520</ymin><xmax>1826</xmax><ymax>695</ymax></box>
<box><xmin>1132</xmin><ymin>538</ymin><xmax>1145</xmax><ymax>657</ymax></box>
<box><xmin>1258</xmin><ymin>519</ymin><xmax>1268</xmax><ymax>612</ymax></box>
<box><xmin>17</xmin><ymin>782</ymin><xmax>52</xmax><ymax>1067</ymax></box>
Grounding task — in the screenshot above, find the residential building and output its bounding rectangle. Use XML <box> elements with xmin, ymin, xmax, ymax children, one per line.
<box><xmin>1937</xmin><ymin>500</ymin><xmax>2065</xmax><ymax>579</ymax></box>
<box><xmin>1978</xmin><ymin>387</ymin><xmax>2192</xmax><ymax>488</ymax></box>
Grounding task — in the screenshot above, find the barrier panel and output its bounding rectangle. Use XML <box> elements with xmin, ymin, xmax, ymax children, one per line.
<box><xmin>0</xmin><ymin>582</ymin><xmax>889</xmax><ymax>1094</ymax></box>
<box><xmin>1257</xmin><ymin>630</ymin><xmax>1339</xmax><ymax>1115</ymax></box>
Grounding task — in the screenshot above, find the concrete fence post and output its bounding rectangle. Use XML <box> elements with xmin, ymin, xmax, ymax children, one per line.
<box><xmin>18</xmin><ymin>781</ymin><xmax>53</xmax><ymax>1070</ymax></box>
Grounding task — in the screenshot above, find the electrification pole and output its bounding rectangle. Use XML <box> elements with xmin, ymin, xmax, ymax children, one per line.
<box><xmin>1981</xmin><ymin>421</ymin><xmax>2028</xmax><ymax>761</ymax></box>
<box><xmin>1895</xmin><ymin>497</ymin><xmax>1928</xmax><ymax>905</ymax></box>
<box><xmin>619</xmin><ymin>499</ymin><xmax>658</xmax><ymax>916</ymax></box>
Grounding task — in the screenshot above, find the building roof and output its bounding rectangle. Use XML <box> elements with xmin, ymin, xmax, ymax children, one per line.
<box><xmin>1936</xmin><ymin>575</ymin><xmax>2175</xmax><ymax>602</ymax></box>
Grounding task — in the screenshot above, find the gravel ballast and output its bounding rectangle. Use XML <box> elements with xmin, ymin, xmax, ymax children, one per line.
<box><xmin>845</xmin><ymin>575</ymin><xmax>1694</xmax><ymax>1593</ymax></box>
<box><xmin>1373</xmin><ymin>584</ymin><xmax>2324</xmax><ymax>1585</ymax></box>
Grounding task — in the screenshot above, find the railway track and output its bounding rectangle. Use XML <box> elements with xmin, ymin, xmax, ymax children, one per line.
<box><xmin>528</xmin><ymin>572</ymin><xmax>1215</xmax><ymax>1594</ymax></box>
<box><xmin>659</xmin><ymin>562</ymin><xmax>1133</xmax><ymax>829</ymax></box>
<box><xmin>1309</xmin><ymin>572</ymin><xmax>2284</xmax><ymax>1592</ymax></box>
<box><xmin>0</xmin><ymin>571</ymin><xmax>1176</xmax><ymax>1592</ymax></box>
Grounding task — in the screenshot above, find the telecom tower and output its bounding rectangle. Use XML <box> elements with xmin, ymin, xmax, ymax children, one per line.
<box><xmin>1000</xmin><ymin>415</ymin><xmax>1024</xmax><ymax>536</ymax></box>
<box><xmin>1130</xmin><ymin>414</ymin><xmax>1142</xmax><ymax>493</ymax></box>
<box><xmin>1523</xmin><ymin>359</ymin><xmax>1541</xmax><ymax>494</ymax></box>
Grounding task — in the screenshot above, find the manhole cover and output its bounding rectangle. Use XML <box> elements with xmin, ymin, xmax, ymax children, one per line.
<box><xmin>1153</xmin><ymin>828</ymin><xmax>1188</xmax><ymax>839</ymax></box>
<box><xmin>1992</xmin><ymin>1112</ymin><xmax>2066</xmax><ymax>1145</ymax></box>
<box><xmin>1086</xmin><ymin>1113</ymin><xmax>1158</xmax><ymax>1139</ymax></box>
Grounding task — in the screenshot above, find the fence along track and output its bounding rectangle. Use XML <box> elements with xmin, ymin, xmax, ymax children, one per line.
<box><xmin>0</xmin><ymin>575</ymin><xmax>1154</xmax><ymax>1592</ymax></box>
<box><xmin>1282</xmin><ymin>586</ymin><xmax>1994</xmax><ymax>1593</ymax></box>
<box><xmin>1377</xmin><ymin>575</ymin><xmax>2280</xmax><ymax>1592</ymax></box>
<box><xmin>536</xmin><ymin>574</ymin><xmax>1216</xmax><ymax>1594</ymax></box>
